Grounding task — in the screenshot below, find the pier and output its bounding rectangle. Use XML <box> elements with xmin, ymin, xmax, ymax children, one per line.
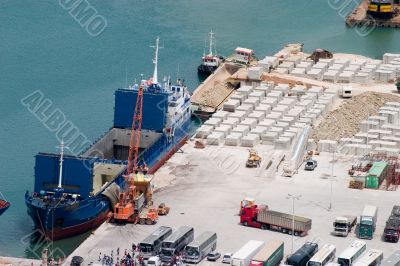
<box><xmin>191</xmin><ymin>63</ymin><xmax>241</xmax><ymax>118</ymax></box>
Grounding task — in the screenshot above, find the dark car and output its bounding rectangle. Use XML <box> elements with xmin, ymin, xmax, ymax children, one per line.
<box><xmin>207</xmin><ymin>252</ymin><xmax>221</xmax><ymax>261</ymax></box>
<box><xmin>70</xmin><ymin>256</ymin><xmax>84</xmax><ymax>266</ymax></box>
<box><xmin>304</xmin><ymin>159</ymin><xmax>317</xmax><ymax>171</ymax></box>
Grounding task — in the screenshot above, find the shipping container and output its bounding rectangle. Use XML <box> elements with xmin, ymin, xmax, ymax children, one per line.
<box><xmin>365</xmin><ymin>162</ymin><xmax>388</xmax><ymax>189</ymax></box>
<box><xmin>231</xmin><ymin>240</ymin><xmax>265</xmax><ymax>266</ymax></box>
<box><xmin>257</xmin><ymin>209</ymin><xmax>312</xmax><ymax>235</ymax></box>
<box><xmin>249</xmin><ymin>240</ymin><xmax>284</xmax><ymax>266</ymax></box>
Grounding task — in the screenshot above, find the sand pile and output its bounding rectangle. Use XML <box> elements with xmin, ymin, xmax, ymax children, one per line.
<box><xmin>311</xmin><ymin>92</ymin><xmax>400</xmax><ymax>142</ymax></box>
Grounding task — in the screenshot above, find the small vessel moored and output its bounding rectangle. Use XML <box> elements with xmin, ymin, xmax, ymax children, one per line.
<box><xmin>197</xmin><ymin>30</ymin><xmax>224</xmax><ymax>77</ymax></box>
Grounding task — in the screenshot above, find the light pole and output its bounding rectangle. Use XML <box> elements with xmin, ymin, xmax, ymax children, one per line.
<box><xmin>287</xmin><ymin>193</ymin><xmax>301</xmax><ymax>254</ymax></box>
<box><xmin>329</xmin><ymin>145</ymin><xmax>337</xmax><ymax>211</ymax></box>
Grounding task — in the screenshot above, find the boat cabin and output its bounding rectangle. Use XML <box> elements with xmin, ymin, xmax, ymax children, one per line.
<box><xmin>235</xmin><ymin>47</ymin><xmax>254</xmax><ymax>64</ymax></box>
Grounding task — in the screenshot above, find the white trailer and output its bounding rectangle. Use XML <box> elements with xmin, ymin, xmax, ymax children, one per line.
<box><xmin>231</xmin><ymin>240</ymin><xmax>265</xmax><ymax>266</ymax></box>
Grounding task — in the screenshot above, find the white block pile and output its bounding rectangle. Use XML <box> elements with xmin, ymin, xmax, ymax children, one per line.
<box><xmin>291</xmin><ymin>85</ymin><xmax>306</xmax><ymax>95</ymax></box>
<box><xmin>206</xmin><ymin>132</ymin><xmax>224</xmax><ymax>145</ymax></box>
<box><xmin>318</xmin><ymin>140</ymin><xmax>337</xmax><ymax>152</ymax></box>
<box><xmin>204</xmin><ymin>117</ymin><xmax>222</xmax><ymax>128</ymax></box>
<box><xmin>338</xmin><ymin>71</ymin><xmax>354</xmax><ymax>83</ymax></box>
<box><xmin>338</xmin><ymin>101</ymin><xmax>400</xmax><ymax>155</ymax></box>
<box><xmin>323</xmin><ymin>71</ymin><xmax>339</xmax><ymax>82</ymax></box>
<box><xmin>279</xmin><ymin>61</ymin><xmax>295</xmax><ymax>72</ymax></box>
<box><xmin>274</xmin><ymin>83</ymin><xmax>290</xmax><ymax>94</ymax></box>
<box><xmin>248</xmin><ymin>67</ymin><xmax>263</xmax><ymax>80</ymax></box>
<box><xmin>197</xmin><ymin>83</ymin><xmax>339</xmax><ymax>149</ymax></box>
<box><xmin>225</xmin><ymin>133</ymin><xmax>242</xmax><ymax>146</ymax></box>
<box><xmin>307</xmin><ymin>68</ymin><xmax>323</xmax><ymax>80</ymax></box>
<box><xmin>241</xmin><ymin>134</ymin><xmax>260</xmax><ymax>147</ymax></box>
<box><xmin>223</xmin><ymin>99</ymin><xmax>240</xmax><ymax>112</ymax></box>
<box><xmin>195</xmin><ymin>125</ymin><xmax>213</xmax><ymax>138</ymax></box>
<box><xmin>236</xmin><ymin>104</ymin><xmax>254</xmax><ymax>115</ymax></box>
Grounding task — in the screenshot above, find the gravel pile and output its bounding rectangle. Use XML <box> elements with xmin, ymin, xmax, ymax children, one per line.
<box><xmin>311</xmin><ymin>92</ymin><xmax>400</xmax><ymax>142</ymax></box>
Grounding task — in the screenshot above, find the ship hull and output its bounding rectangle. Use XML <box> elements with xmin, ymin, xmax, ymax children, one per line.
<box><xmin>25</xmin><ymin>118</ymin><xmax>191</xmax><ymax>240</ymax></box>
<box><xmin>25</xmin><ymin>193</ymin><xmax>111</xmax><ymax>241</ymax></box>
<box><xmin>197</xmin><ymin>64</ymin><xmax>217</xmax><ymax>76</ymax></box>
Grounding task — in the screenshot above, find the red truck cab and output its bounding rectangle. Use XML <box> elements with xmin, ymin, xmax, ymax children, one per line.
<box><xmin>384</xmin><ymin>225</ymin><xmax>399</xmax><ymax>242</ymax></box>
<box><xmin>384</xmin><ymin>216</ymin><xmax>400</xmax><ymax>242</ymax></box>
<box><xmin>240</xmin><ymin>199</ymin><xmax>268</xmax><ymax>229</ymax></box>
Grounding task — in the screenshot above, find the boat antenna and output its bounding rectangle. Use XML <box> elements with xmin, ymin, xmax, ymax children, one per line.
<box><xmin>214</xmin><ymin>33</ymin><xmax>218</xmax><ymax>56</ymax></box>
<box><xmin>125</xmin><ymin>63</ymin><xmax>128</xmax><ymax>88</ymax></box>
<box><xmin>176</xmin><ymin>63</ymin><xmax>180</xmax><ymax>82</ymax></box>
<box><xmin>57</xmin><ymin>139</ymin><xmax>65</xmax><ymax>188</ymax></box>
<box><xmin>203</xmin><ymin>38</ymin><xmax>206</xmax><ymax>57</ymax></box>
<box><xmin>209</xmin><ymin>30</ymin><xmax>214</xmax><ymax>56</ymax></box>
<box><xmin>150</xmin><ymin>36</ymin><xmax>163</xmax><ymax>85</ymax></box>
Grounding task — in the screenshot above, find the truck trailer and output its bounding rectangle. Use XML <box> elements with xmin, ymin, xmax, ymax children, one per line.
<box><xmin>383</xmin><ymin>205</ymin><xmax>400</xmax><ymax>242</ymax></box>
<box><xmin>333</xmin><ymin>215</ymin><xmax>357</xmax><ymax>237</ymax></box>
<box><xmin>240</xmin><ymin>199</ymin><xmax>312</xmax><ymax>236</ymax></box>
<box><xmin>249</xmin><ymin>240</ymin><xmax>284</xmax><ymax>266</ymax></box>
<box><xmin>231</xmin><ymin>240</ymin><xmax>265</xmax><ymax>266</ymax></box>
<box><xmin>358</xmin><ymin>205</ymin><xmax>378</xmax><ymax>240</ymax></box>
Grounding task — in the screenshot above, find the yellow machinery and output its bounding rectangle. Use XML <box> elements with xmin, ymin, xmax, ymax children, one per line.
<box><xmin>368</xmin><ymin>0</ymin><xmax>394</xmax><ymax>19</ymax></box>
<box><xmin>246</xmin><ymin>150</ymin><xmax>262</xmax><ymax>168</ymax></box>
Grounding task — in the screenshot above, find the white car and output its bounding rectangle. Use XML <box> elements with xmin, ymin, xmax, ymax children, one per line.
<box><xmin>222</xmin><ymin>253</ymin><xmax>233</xmax><ymax>264</ymax></box>
<box><xmin>147</xmin><ymin>256</ymin><xmax>161</xmax><ymax>266</ymax></box>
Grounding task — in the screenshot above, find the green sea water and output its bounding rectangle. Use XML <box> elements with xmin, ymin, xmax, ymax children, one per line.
<box><xmin>0</xmin><ymin>0</ymin><xmax>399</xmax><ymax>258</ymax></box>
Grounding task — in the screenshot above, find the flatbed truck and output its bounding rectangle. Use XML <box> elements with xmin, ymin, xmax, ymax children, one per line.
<box><xmin>240</xmin><ymin>199</ymin><xmax>312</xmax><ymax>236</ymax></box>
<box><xmin>333</xmin><ymin>215</ymin><xmax>357</xmax><ymax>237</ymax></box>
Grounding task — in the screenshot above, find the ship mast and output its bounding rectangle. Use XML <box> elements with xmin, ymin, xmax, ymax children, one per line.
<box><xmin>151</xmin><ymin>37</ymin><xmax>160</xmax><ymax>85</ymax></box>
<box><xmin>57</xmin><ymin>139</ymin><xmax>64</xmax><ymax>188</ymax></box>
<box><xmin>209</xmin><ymin>30</ymin><xmax>214</xmax><ymax>56</ymax></box>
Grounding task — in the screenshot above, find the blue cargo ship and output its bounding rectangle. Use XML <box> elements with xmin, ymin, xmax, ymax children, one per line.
<box><xmin>25</xmin><ymin>38</ymin><xmax>192</xmax><ymax>240</ymax></box>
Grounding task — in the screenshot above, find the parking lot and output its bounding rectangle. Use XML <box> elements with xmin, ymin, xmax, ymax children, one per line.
<box><xmin>67</xmin><ymin>142</ymin><xmax>400</xmax><ymax>265</ymax></box>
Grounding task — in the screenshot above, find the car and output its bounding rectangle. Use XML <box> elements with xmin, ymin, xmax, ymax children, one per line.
<box><xmin>70</xmin><ymin>256</ymin><xmax>84</xmax><ymax>266</ymax></box>
<box><xmin>147</xmin><ymin>256</ymin><xmax>161</xmax><ymax>266</ymax></box>
<box><xmin>304</xmin><ymin>159</ymin><xmax>317</xmax><ymax>171</ymax></box>
<box><xmin>207</xmin><ymin>252</ymin><xmax>221</xmax><ymax>261</ymax></box>
<box><xmin>222</xmin><ymin>253</ymin><xmax>233</xmax><ymax>264</ymax></box>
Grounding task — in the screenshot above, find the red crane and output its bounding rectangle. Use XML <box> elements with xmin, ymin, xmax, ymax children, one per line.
<box><xmin>127</xmin><ymin>85</ymin><xmax>144</xmax><ymax>174</ymax></box>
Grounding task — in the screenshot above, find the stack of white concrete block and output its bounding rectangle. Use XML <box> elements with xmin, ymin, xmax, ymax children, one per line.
<box><xmin>258</xmin><ymin>56</ymin><xmax>279</xmax><ymax>71</ymax></box>
<box><xmin>339</xmin><ymin>101</ymin><xmax>400</xmax><ymax>155</ymax></box>
<box><xmin>248</xmin><ymin>67</ymin><xmax>263</xmax><ymax>80</ymax></box>
<box><xmin>198</xmin><ymin>83</ymin><xmax>338</xmax><ymax>148</ymax></box>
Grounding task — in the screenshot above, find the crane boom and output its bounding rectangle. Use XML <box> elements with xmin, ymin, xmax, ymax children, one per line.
<box><xmin>127</xmin><ymin>85</ymin><xmax>144</xmax><ymax>174</ymax></box>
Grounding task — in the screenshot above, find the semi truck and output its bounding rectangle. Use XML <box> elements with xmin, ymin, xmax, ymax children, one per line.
<box><xmin>240</xmin><ymin>199</ymin><xmax>312</xmax><ymax>236</ymax></box>
<box><xmin>332</xmin><ymin>215</ymin><xmax>357</xmax><ymax>237</ymax></box>
<box><xmin>286</xmin><ymin>242</ymin><xmax>318</xmax><ymax>266</ymax></box>
<box><xmin>249</xmin><ymin>240</ymin><xmax>284</xmax><ymax>266</ymax></box>
<box><xmin>231</xmin><ymin>240</ymin><xmax>265</xmax><ymax>266</ymax></box>
<box><xmin>383</xmin><ymin>205</ymin><xmax>400</xmax><ymax>243</ymax></box>
<box><xmin>358</xmin><ymin>205</ymin><xmax>378</xmax><ymax>240</ymax></box>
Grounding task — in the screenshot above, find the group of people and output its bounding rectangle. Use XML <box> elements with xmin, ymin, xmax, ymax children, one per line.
<box><xmin>96</xmin><ymin>244</ymin><xmax>185</xmax><ymax>266</ymax></box>
<box><xmin>98</xmin><ymin>244</ymin><xmax>144</xmax><ymax>266</ymax></box>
